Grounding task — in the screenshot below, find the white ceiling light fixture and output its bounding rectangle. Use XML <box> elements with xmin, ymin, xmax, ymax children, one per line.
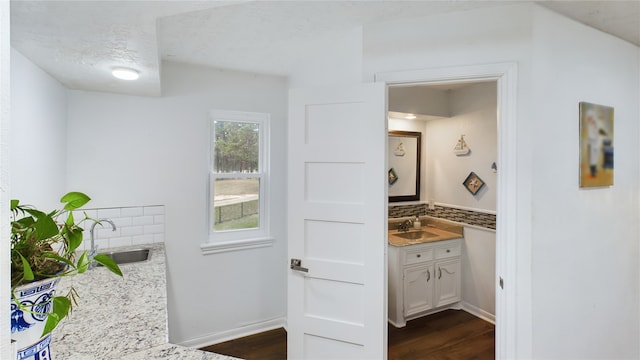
<box><xmin>111</xmin><ymin>67</ymin><xmax>140</xmax><ymax>80</ymax></box>
<box><xmin>405</xmin><ymin>114</ymin><xmax>417</xmax><ymax>120</ymax></box>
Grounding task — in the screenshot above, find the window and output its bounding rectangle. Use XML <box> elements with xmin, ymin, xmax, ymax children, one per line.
<box><xmin>205</xmin><ymin>110</ymin><xmax>271</xmax><ymax>250</ymax></box>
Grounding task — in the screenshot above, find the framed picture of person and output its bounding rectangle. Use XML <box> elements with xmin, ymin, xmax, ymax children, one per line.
<box><xmin>579</xmin><ymin>102</ymin><xmax>614</xmax><ymax>188</ymax></box>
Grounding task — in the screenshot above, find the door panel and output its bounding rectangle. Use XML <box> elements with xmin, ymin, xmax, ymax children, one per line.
<box><xmin>304</xmin><ymin>220</ymin><xmax>364</xmax><ymax>264</ymax></box>
<box><xmin>288</xmin><ymin>84</ymin><xmax>386</xmax><ymax>359</ymax></box>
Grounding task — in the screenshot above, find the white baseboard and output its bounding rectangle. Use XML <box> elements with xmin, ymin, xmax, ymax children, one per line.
<box><xmin>177</xmin><ymin>317</ymin><xmax>286</xmax><ymax>349</ymax></box>
<box><xmin>460</xmin><ymin>301</ymin><xmax>495</xmax><ymax>324</ymax></box>
<box><xmin>388</xmin><ymin>318</ymin><xmax>406</xmax><ymax>328</ymax></box>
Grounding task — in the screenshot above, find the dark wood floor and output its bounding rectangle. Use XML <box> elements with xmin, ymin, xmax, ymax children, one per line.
<box><xmin>388</xmin><ymin>310</ymin><xmax>494</xmax><ymax>360</ymax></box>
<box><xmin>202</xmin><ymin>327</ymin><xmax>287</xmax><ymax>360</ymax></box>
<box><xmin>200</xmin><ymin>310</ymin><xmax>494</xmax><ymax>360</ymax></box>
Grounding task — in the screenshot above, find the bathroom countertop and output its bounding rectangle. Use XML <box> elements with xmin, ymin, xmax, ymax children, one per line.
<box><xmin>51</xmin><ymin>243</ymin><xmax>238</xmax><ymax>360</ymax></box>
<box><xmin>388</xmin><ymin>217</ymin><xmax>464</xmax><ymax>246</ymax></box>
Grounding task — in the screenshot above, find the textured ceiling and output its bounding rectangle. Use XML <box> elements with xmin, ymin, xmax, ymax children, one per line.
<box><xmin>10</xmin><ymin>1</ymin><xmax>640</xmax><ymax>96</ymax></box>
<box><xmin>10</xmin><ymin>1</ymin><xmax>236</xmax><ymax>96</ymax></box>
<box><xmin>540</xmin><ymin>0</ymin><xmax>640</xmax><ymax>47</ymax></box>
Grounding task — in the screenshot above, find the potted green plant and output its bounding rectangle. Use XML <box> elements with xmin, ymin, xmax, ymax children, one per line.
<box><xmin>10</xmin><ymin>192</ymin><xmax>122</xmax><ymax>359</ymax></box>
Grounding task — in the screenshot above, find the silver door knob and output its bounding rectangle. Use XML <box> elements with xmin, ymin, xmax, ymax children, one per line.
<box><xmin>290</xmin><ymin>258</ymin><xmax>309</xmax><ymax>273</ymax></box>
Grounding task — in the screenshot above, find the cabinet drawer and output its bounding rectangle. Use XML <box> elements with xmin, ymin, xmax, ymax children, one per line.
<box><xmin>404</xmin><ymin>247</ymin><xmax>434</xmax><ymax>265</ymax></box>
<box><xmin>435</xmin><ymin>243</ymin><xmax>461</xmax><ymax>259</ymax></box>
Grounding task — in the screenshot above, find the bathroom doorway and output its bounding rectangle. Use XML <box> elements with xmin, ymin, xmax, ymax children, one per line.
<box><xmin>386</xmin><ymin>79</ymin><xmax>498</xmax><ymax>358</ymax></box>
<box><xmin>378</xmin><ymin>62</ymin><xmax>518</xmax><ymax>358</ymax></box>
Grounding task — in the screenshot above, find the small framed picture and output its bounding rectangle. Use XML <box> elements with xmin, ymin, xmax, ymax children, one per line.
<box><xmin>463</xmin><ymin>172</ymin><xmax>485</xmax><ymax>195</ymax></box>
<box><xmin>388</xmin><ymin>168</ymin><xmax>398</xmax><ymax>185</ymax></box>
<box><xmin>579</xmin><ymin>102</ymin><xmax>614</xmax><ymax>188</ymax></box>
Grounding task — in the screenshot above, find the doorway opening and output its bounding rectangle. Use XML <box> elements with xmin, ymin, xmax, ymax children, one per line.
<box><xmin>378</xmin><ymin>62</ymin><xmax>519</xmax><ymax>359</ymax></box>
<box><xmin>386</xmin><ymin>80</ymin><xmax>497</xmax><ymax>359</ymax></box>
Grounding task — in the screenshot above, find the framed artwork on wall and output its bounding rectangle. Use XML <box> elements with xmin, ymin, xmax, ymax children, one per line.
<box><xmin>463</xmin><ymin>171</ymin><xmax>485</xmax><ymax>195</ymax></box>
<box><xmin>388</xmin><ymin>168</ymin><xmax>398</xmax><ymax>185</ymax></box>
<box><xmin>579</xmin><ymin>102</ymin><xmax>614</xmax><ymax>188</ymax></box>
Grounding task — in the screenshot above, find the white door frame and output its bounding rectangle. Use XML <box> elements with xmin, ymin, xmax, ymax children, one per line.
<box><xmin>0</xmin><ymin>1</ymin><xmax>11</xmax><ymax>359</ymax></box>
<box><xmin>375</xmin><ymin>62</ymin><xmax>526</xmax><ymax>359</ymax></box>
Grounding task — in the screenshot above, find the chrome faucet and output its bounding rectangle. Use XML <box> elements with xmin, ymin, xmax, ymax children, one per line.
<box><xmin>89</xmin><ymin>219</ymin><xmax>116</xmax><ymax>267</ymax></box>
<box><xmin>397</xmin><ymin>219</ymin><xmax>413</xmax><ymax>232</ymax></box>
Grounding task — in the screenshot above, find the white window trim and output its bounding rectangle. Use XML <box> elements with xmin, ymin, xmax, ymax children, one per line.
<box><xmin>200</xmin><ymin>237</ymin><xmax>275</xmax><ymax>255</ymax></box>
<box><xmin>203</xmin><ymin>110</ymin><xmax>272</xmax><ymax>254</ymax></box>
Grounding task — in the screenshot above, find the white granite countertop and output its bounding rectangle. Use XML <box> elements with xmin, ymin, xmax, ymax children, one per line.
<box><xmin>51</xmin><ymin>244</ymin><xmax>238</xmax><ymax>360</ymax></box>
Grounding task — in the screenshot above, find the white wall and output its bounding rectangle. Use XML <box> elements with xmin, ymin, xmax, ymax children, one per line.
<box><xmin>425</xmin><ymin>82</ymin><xmax>497</xmax><ymax>211</ymax></box>
<box><xmin>288</xmin><ymin>26</ymin><xmax>363</xmax><ymax>88</ymax></box>
<box><xmin>461</xmin><ymin>227</ymin><xmax>496</xmax><ymax>320</ymax></box>
<box><xmin>10</xmin><ymin>48</ymin><xmax>68</xmax><ymax>208</ymax></box>
<box><xmin>529</xmin><ymin>7</ymin><xmax>639</xmax><ymax>359</ymax></box>
<box><xmin>389</xmin><ymin>86</ymin><xmax>449</xmax><ymax>117</ymax></box>
<box><xmin>66</xmin><ymin>61</ymin><xmax>288</xmax><ymax>346</ymax></box>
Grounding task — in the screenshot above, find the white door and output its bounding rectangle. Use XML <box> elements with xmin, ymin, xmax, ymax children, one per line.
<box><xmin>287</xmin><ymin>84</ymin><xmax>387</xmax><ymax>359</ymax></box>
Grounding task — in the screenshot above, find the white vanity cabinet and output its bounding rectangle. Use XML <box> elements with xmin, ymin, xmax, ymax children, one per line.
<box><xmin>388</xmin><ymin>238</ymin><xmax>462</xmax><ymax>327</ymax></box>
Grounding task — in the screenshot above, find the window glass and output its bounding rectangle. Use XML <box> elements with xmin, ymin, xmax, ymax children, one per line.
<box><xmin>209</xmin><ymin>110</ymin><xmax>269</xmax><ymax>242</ymax></box>
<box><xmin>213</xmin><ymin>178</ymin><xmax>260</xmax><ymax>231</ymax></box>
<box><xmin>213</xmin><ymin>121</ymin><xmax>259</xmax><ymax>173</ymax></box>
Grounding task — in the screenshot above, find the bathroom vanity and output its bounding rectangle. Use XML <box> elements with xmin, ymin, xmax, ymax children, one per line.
<box><xmin>388</xmin><ymin>218</ymin><xmax>463</xmax><ymax>328</ymax></box>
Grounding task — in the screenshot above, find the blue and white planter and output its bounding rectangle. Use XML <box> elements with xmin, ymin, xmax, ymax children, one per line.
<box><xmin>11</xmin><ymin>277</ymin><xmax>60</xmax><ymax>360</ymax></box>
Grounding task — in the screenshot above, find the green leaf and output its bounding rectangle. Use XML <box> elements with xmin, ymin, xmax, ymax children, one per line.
<box><xmin>60</xmin><ymin>192</ymin><xmax>91</xmax><ymax>211</ymax></box>
<box><xmin>11</xmin><ymin>199</ymin><xmax>19</xmax><ymax>210</ymax></box>
<box><xmin>92</xmin><ymin>254</ymin><xmax>123</xmax><ymax>277</ymax></box>
<box><xmin>76</xmin><ymin>252</ymin><xmax>89</xmax><ymax>274</ymax></box>
<box><xmin>23</xmin><ymin>208</ymin><xmax>46</xmax><ymax>218</ymax></box>
<box><xmin>13</xmin><ymin>216</ymin><xmax>35</xmax><ymax>230</ymax></box>
<box><xmin>19</xmin><ymin>253</ymin><xmax>34</xmax><ymax>281</ymax></box>
<box><xmin>66</xmin><ymin>228</ymin><xmax>83</xmax><ymax>253</ymax></box>
<box><xmin>35</xmin><ymin>217</ymin><xmax>59</xmax><ymax>240</ymax></box>
<box><xmin>42</xmin><ymin>296</ymin><xmax>71</xmax><ymax>336</ymax></box>
<box><xmin>65</xmin><ymin>211</ymin><xmax>75</xmax><ymax>226</ymax></box>
<box><xmin>42</xmin><ymin>312</ymin><xmax>60</xmax><ymax>336</ymax></box>
<box><xmin>23</xmin><ymin>209</ymin><xmax>59</xmax><ymax>240</ymax></box>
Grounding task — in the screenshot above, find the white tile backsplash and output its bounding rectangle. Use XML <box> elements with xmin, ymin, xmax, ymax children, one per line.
<box><xmin>121</xmin><ymin>226</ymin><xmax>144</xmax><ymax>236</ymax></box>
<box><xmin>96</xmin><ymin>227</ymin><xmax>120</xmax><ymax>238</ymax></box>
<box><xmin>111</xmin><ymin>217</ymin><xmax>133</xmax><ymax>227</ymax></box>
<box><xmin>77</xmin><ymin>205</ymin><xmax>165</xmax><ymax>250</ymax></box>
<box><xmin>97</xmin><ymin>208</ymin><xmax>122</xmax><ymax>219</ymax></box>
<box><xmin>144</xmin><ymin>206</ymin><xmax>164</xmax><ymax>216</ymax></box>
<box><xmin>132</xmin><ymin>234</ymin><xmax>154</xmax><ymax>245</ymax></box>
<box><xmin>153</xmin><ymin>233</ymin><xmax>165</xmax><ymax>243</ymax></box>
<box><xmin>144</xmin><ymin>224</ymin><xmax>164</xmax><ymax>235</ymax></box>
<box><xmin>121</xmin><ymin>207</ymin><xmax>144</xmax><ymax>217</ymax></box>
<box><xmin>132</xmin><ymin>215</ymin><xmax>154</xmax><ymax>226</ymax></box>
<box><xmin>81</xmin><ymin>209</ymin><xmax>98</xmax><ymax>220</ymax></box>
<box><xmin>109</xmin><ymin>236</ymin><xmax>136</xmax><ymax>248</ymax></box>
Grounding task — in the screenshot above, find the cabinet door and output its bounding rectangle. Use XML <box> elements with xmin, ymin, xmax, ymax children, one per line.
<box><xmin>403</xmin><ymin>265</ymin><xmax>434</xmax><ymax>316</ymax></box>
<box><xmin>434</xmin><ymin>259</ymin><xmax>461</xmax><ymax>308</ymax></box>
